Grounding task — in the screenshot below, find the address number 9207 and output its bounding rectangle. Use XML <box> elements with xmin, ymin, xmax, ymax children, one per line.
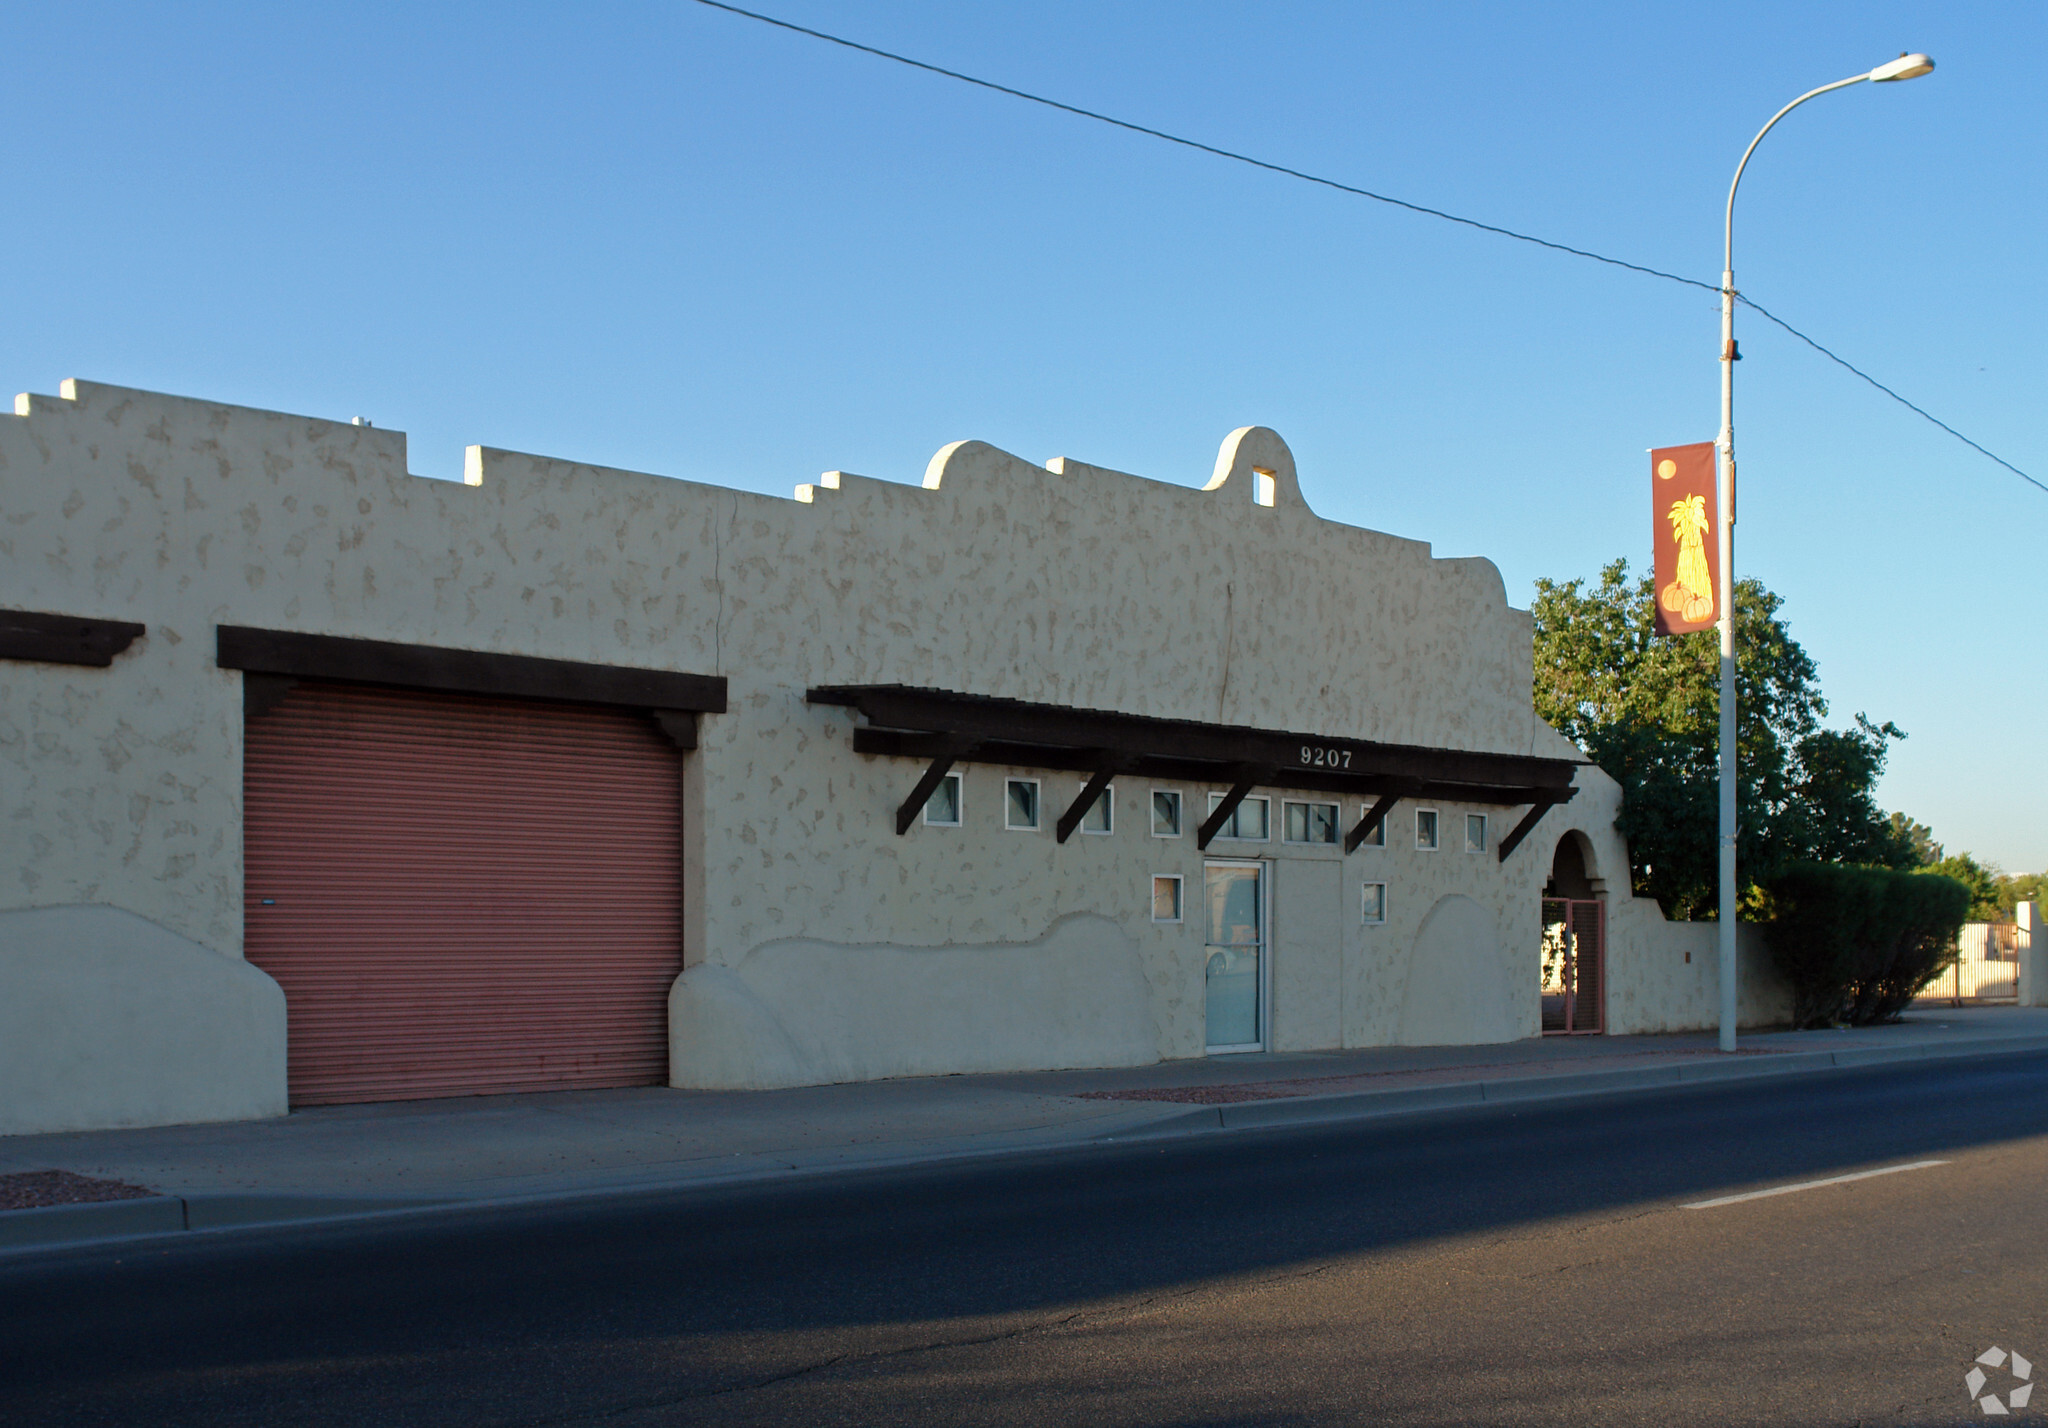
<box><xmin>1300</xmin><ymin>745</ymin><xmax>1352</xmax><ymax>768</ymax></box>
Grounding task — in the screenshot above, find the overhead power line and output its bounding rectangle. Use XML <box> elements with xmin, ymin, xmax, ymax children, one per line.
<box><xmin>691</xmin><ymin>0</ymin><xmax>1717</xmax><ymax>295</ymax></box>
<box><xmin>1736</xmin><ymin>297</ymin><xmax>2047</xmax><ymax>496</ymax></box>
<box><xmin>689</xmin><ymin>0</ymin><xmax>2039</xmax><ymax>496</ymax></box>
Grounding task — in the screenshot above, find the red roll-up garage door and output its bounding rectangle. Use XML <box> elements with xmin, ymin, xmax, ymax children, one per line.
<box><xmin>244</xmin><ymin>681</ymin><xmax>683</xmax><ymax>1106</ymax></box>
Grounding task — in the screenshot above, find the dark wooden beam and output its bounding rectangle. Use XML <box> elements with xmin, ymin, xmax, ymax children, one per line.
<box><xmin>649</xmin><ymin>710</ymin><xmax>699</xmax><ymax>749</ymax></box>
<box><xmin>1</xmin><ymin>609</ymin><xmax>145</xmax><ymax>668</ymax></box>
<box><xmin>1197</xmin><ymin>766</ymin><xmax>1268</xmax><ymax>850</ymax></box>
<box><xmin>849</xmin><ymin>726</ymin><xmax>1564</xmax><ymax>808</ymax></box>
<box><xmin>219</xmin><ymin>626</ymin><xmax>726</xmax><ymax>714</ymax></box>
<box><xmin>1345</xmin><ymin>789</ymin><xmax>1405</xmax><ymax>854</ymax></box>
<box><xmin>895</xmin><ymin>740</ymin><xmax>979</xmax><ymax>835</ymax></box>
<box><xmin>810</xmin><ymin>684</ymin><xmax>1579</xmax><ymax>795</ymax></box>
<box><xmin>1055</xmin><ymin>761</ymin><xmax>1122</xmax><ymax>844</ymax></box>
<box><xmin>243</xmin><ymin>674</ymin><xmax>300</xmax><ymax>718</ymax></box>
<box><xmin>1497</xmin><ymin>798</ymin><xmax>1561</xmax><ymax>862</ymax></box>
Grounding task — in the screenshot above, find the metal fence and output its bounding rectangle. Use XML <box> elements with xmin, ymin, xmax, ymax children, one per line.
<box><xmin>1541</xmin><ymin>898</ymin><xmax>1604</xmax><ymax>1034</ymax></box>
<box><xmin>1917</xmin><ymin>922</ymin><xmax>2022</xmax><ymax>1006</ymax></box>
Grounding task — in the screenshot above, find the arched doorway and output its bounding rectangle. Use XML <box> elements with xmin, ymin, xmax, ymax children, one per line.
<box><xmin>1541</xmin><ymin>834</ymin><xmax>1604</xmax><ymax>1034</ymax></box>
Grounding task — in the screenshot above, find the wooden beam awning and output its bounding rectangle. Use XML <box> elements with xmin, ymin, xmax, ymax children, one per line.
<box><xmin>2</xmin><ymin>608</ymin><xmax>145</xmax><ymax>668</ymax></box>
<box><xmin>219</xmin><ymin>626</ymin><xmax>727</xmax><ymax>743</ymax></box>
<box><xmin>807</xmin><ymin>684</ymin><xmax>1581</xmax><ymax>857</ymax></box>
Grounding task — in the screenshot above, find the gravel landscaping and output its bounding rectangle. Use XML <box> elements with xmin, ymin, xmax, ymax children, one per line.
<box><xmin>0</xmin><ymin>1170</ymin><xmax>160</xmax><ymax>1211</ymax></box>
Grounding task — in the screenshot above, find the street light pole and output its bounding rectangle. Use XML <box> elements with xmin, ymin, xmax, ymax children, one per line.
<box><xmin>1715</xmin><ymin>53</ymin><xmax>1935</xmax><ymax>1053</ymax></box>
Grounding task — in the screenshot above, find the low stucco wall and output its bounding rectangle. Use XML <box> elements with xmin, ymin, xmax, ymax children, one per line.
<box><xmin>1399</xmin><ymin>894</ymin><xmax>1521</xmax><ymax>1046</ymax></box>
<box><xmin>669</xmin><ymin>913</ymin><xmax>1158</xmax><ymax>1089</ymax></box>
<box><xmin>0</xmin><ymin>905</ymin><xmax>288</xmax><ymax>1135</ymax></box>
<box><xmin>2019</xmin><ymin>903</ymin><xmax>2044</xmax><ymax>1007</ymax></box>
<box><xmin>1606</xmin><ymin>903</ymin><xmax>1790</xmax><ymax>1034</ymax></box>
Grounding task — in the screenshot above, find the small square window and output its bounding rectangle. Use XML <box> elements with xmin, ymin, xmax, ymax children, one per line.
<box><xmin>1415</xmin><ymin>808</ymin><xmax>1439</xmax><ymax>851</ymax></box>
<box><xmin>1238</xmin><ymin>797</ymin><xmax>1269</xmax><ymax>841</ymax></box>
<box><xmin>1354</xmin><ymin>806</ymin><xmax>1386</xmax><ymax>847</ymax></box>
<box><xmin>923</xmin><ymin>772</ymin><xmax>963</xmax><ymax>827</ymax></box>
<box><xmin>1208</xmin><ymin>792</ymin><xmax>1270</xmax><ymax>841</ymax></box>
<box><xmin>1152</xmin><ymin>874</ymin><xmax>1183</xmax><ymax>923</ymax></box>
<box><xmin>1006</xmin><ymin>777</ymin><xmax>1040</xmax><ymax>831</ymax></box>
<box><xmin>1081</xmin><ymin>783</ymin><xmax>1113</xmax><ymax>835</ymax></box>
<box><xmin>1152</xmin><ymin>789</ymin><xmax>1182</xmax><ymax>838</ymax></box>
<box><xmin>1284</xmin><ymin>800</ymin><xmax>1340</xmax><ymax>845</ymax></box>
<box><xmin>1361</xmin><ymin>881</ymin><xmax>1387</xmax><ymax>924</ymax></box>
<box><xmin>1466</xmin><ymin>813</ymin><xmax>1488</xmax><ymax>853</ymax></box>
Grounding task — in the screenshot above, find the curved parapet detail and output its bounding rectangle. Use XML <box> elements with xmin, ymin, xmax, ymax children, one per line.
<box><xmin>921</xmin><ymin>439</ymin><xmax>1040</xmax><ymax>492</ymax></box>
<box><xmin>1438</xmin><ymin>553</ymin><xmax>1509</xmax><ymax>610</ymax></box>
<box><xmin>1204</xmin><ymin>425</ymin><xmax>1305</xmax><ymax>512</ymax></box>
<box><xmin>922</xmin><ymin>440</ymin><xmax>972</xmax><ymax>490</ymax></box>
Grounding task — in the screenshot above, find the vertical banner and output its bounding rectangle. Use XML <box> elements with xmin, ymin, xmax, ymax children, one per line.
<box><xmin>1650</xmin><ymin>442</ymin><xmax>1719</xmax><ymax>636</ymax></box>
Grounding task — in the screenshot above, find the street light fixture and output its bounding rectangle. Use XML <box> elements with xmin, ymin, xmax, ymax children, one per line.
<box><xmin>1714</xmin><ymin>53</ymin><xmax>1934</xmax><ymax>1053</ymax></box>
<box><xmin>1870</xmin><ymin>53</ymin><xmax>1937</xmax><ymax>82</ymax></box>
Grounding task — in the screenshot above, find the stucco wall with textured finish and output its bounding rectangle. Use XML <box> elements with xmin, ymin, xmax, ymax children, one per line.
<box><xmin>0</xmin><ymin>905</ymin><xmax>286</xmax><ymax>1134</ymax></box>
<box><xmin>0</xmin><ymin>377</ymin><xmax>1757</xmax><ymax>1118</ymax></box>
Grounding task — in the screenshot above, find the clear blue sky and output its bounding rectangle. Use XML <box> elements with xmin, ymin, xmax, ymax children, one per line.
<box><xmin>6</xmin><ymin>2</ymin><xmax>2041</xmax><ymax>872</ymax></box>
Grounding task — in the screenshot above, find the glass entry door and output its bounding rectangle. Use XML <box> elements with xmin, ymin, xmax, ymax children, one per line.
<box><xmin>1204</xmin><ymin>861</ymin><xmax>1266</xmax><ymax>1051</ymax></box>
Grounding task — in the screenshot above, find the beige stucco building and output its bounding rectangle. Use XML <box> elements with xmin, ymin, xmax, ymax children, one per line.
<box><xmin>0</xmin><ymin>379</ymin><xmax>1788</xmax><ymax>1136</ymax></box>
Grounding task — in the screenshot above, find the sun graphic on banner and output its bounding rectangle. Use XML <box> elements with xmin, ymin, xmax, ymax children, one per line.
<box><xmin>1659</xmin><ymin>494</ymin><xmax>1714</xmax><ymax>623</ymax></box>
<box><xmin>1657</xmin><ymin>458</ymin><xmax>1678</xmax><ymax>479</ymax></box>
<box><xmin>1966</xmin><ymin>1346</ymin><xmax>2033</xmax><ymax>1415</ymax></box>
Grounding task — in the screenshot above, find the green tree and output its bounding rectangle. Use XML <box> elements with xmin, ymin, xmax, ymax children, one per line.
<box><xmin>1532</xmin><ymin>559</ymin><xmax>1913</xmax><ymax>919</ymax></box>
<box><xmin>1925</xmin><ymin>853</ymin><xmax>2004</xmax><ymax>922</ymax></box>
<box><xmin>1884</xmin><ymin>812</ymin><xmax>1942</xmax><ymax>867</ymax></box>
<box><xmin>2001</xmin><ymin>870</ymin><xmax>2047</xmax><ymax>916</ymax></box>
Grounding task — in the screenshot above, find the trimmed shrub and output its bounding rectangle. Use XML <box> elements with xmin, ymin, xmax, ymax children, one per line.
<box><xmin>1761</xmin><ymin>863</ymin><xmax>1971</xmax><ymax>1028</ymax></box>
<box><xmin>1858</xmin><ymin>871</ymin><xmax>1973</xmax><ymax>1023</ymax></box>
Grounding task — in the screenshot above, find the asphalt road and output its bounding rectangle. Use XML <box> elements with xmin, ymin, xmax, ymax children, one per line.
<box><xmin>5</xmin><ymin>1053</ymin><xmax>2048</xmax><ymax>1427</ymax></box>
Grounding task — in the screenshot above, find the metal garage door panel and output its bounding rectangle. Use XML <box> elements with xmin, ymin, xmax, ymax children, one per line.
<box><xmin>244</xmin><ymin>682</ymin><xmax>682</xmax><ymax>1105</ymax></box>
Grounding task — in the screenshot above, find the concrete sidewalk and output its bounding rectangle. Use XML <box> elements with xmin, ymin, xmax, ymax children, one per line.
<box><xmin>6</xmin><ymin>1005</ymin><xmax>2047</xmax><ymax>1251</ymax></box>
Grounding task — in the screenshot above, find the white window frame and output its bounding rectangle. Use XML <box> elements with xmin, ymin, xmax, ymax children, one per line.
<box><xmin>1354</xmin><ymin>804</ymin><xmax>1386</xmax><ymax>847</ymax></box>
<box><xmin>1080</xmin><ymin>781</ymin><xmax>1115</xmax><ymax>836</ymax></box>
<box><xmin>1414</xmin><ymin>807</ymin><xmax>1440</xmax><ymax>852</ymax></box>
<box><xmin>1208</xmin><ymin>791</ymin><xmax>1271</xmax><ymax>843</ymax></box>
<box><xmin>1151</xmin><ymin>873</ymin><xmax>1184</xmax><ymax>923</ymax></box>
<box><xmin>1282</xmin><ymin>798</ymin><xmax>1341</xmax><ymax>846</ymax></box>
<box><xmin>1466</xmin><ymin>812</ymin><xmax>1488</xmax><ymax>854</ymax></box>
<box><xmin>922</xmin><ymin>771</ymin><xmax>964</xmax><ymax>827</ymax></box>
<box><xmin>1151</xmin><ymin>788</ymin><xmax>1183</xmax><ymax>839</ymax></box>
<box><xmin>1005</xmin><ymin>776</ymin><xmax>1042</xmax><ymax>832</ymax></box>
<box><xmin>1361</xmin><ymin>881</ymin><xmax>1388</xmax><ymax>924</ymax></box>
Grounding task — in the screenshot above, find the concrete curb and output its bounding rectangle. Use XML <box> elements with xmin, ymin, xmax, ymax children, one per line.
<box><xmin>6</xmin><ymin>1033</ymin><xmax>2046</xmax><ymax>1257</ymax></box>
<box><xmin>1104</xmin><ymin>1033</ymin><xmax>2048</xmax><ymax>1137</ymax></box>
<box><xmin>0</xmin><ymin>1195</ymin><xmax>188</xmax><ymax>1248</ymax></box>
<box><xmin>0</xmin><ymin>1191</ymin><xmax>449</xmax><ymax>1250</ymax></box>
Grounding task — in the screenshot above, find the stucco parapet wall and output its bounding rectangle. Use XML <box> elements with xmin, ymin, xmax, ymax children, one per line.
<box><xmin>704</xmin><ymin>420</ymin><xmax>1540</xmax><ymax>758</ymax></box>
<box><xmin>3</xmin><ymin>379</ymin><xmax>1556</xmax><ymax>754</ymax></box>
<box><xmin>4</xmin><ymin>378</ymin><xmax>1578</xmax><ymax>977</ymax></box>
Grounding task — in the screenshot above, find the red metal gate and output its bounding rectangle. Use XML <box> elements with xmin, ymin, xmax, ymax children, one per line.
<box><xmin>1541</xmin><ymin>898</ymin><xmax>1605</xmax><ymax>1035</ymax></box>
<box><xmin>244</xmin><ymin>681</ymin><xmax>683</xmax><ymax>1105</ymax></box>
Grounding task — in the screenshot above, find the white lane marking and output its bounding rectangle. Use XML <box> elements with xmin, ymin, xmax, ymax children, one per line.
<box><xmin>1681</xmin><ymin>1160</ymin><xmax>1950</xmax><ymax>1210</ymax></box>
